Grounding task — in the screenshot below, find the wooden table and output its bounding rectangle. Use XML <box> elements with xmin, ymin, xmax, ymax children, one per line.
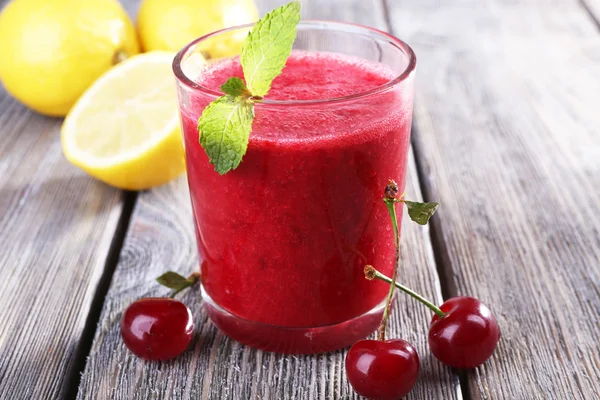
<box><xmin>1</xmin><ymin>0</ymin><xmax>599</xmax><ymax>398</ymax></box>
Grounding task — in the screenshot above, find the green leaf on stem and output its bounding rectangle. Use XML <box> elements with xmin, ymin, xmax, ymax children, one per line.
<box><xmin>156</xmin><ymin>271</ymin><xmax>194</xmax><ymax>291</ymax></box>
<box><xmin>403</xmin><ymin>200</ymin><xmax>439</xmax><ymax>225</ymax></box>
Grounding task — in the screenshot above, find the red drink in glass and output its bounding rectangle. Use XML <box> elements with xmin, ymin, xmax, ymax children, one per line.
<box><xmin>174</xmin><ymin>22</ymin><xmax>416</xmax><ymax>353</ymax></box>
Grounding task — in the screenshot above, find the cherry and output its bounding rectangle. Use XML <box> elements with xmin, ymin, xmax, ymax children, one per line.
<box><xmin>429</xmin><ymin>296</ymin><xmax>500</xmax><ymax>369</ymax></box>
<box><xmin>121</xmin><ymin>298</ymin><xmax>194</xmax><ymax>361</ymax></box>
<box><xmin>345</xmin><ymin>339</ymin><xmax>419</xmax><ymax>400</ymax></box>
<box><xmin>365</xmin><ymin>266</ymin><xmax>501</xmax><ymax>369</ymax></box>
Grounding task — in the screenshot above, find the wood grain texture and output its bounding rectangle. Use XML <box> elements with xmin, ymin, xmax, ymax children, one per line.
<box><xmin>0</xmin><ymin>59</ymin><xmax>125</xmax><ymax>399</ymax></box>
<box><xmin>76</xmin><ymin>0</ymin><xmax>462</xmax><ymax>399</ymax></box>
<box><xmin>386</xmin><ymin>0</ymin><xmax>600</xmax><ymax>398</ymax></box>
<box><xmin>77</xmin><ymin>171</ymin><xmax>461</xmax><ymax>400</ymax></box>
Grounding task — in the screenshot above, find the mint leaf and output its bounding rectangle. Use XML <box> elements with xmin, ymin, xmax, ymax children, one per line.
<box><xmin>198</xmin><ymin>1</ymin><xmax>300</xmax><ymax>174</ymax></box>
<box><xmin>403</xmin><ymin>201</ymin><xmax>439</xmax><ymax>225</ymax></box>
<box><xmin>221</xmin><ymin>77</ymin><xmax>250</xmax><ymax>97</ymax></box>
<box><xmin>156</xmin><ymin>271</ymin><xmax>192</xmax><ymax>291</ymax></box>
<box><xmin>198</xmin><ymin>95</ymin><xmax>254</xmax><ymax>174</ymax></box>
<box><xmin>241</xmin><ymin>1</ymin><xmax>301</xmax><ymax>97</ymax></box>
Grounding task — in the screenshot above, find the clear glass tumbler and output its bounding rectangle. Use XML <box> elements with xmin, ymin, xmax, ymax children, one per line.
<box><xmin>173</xmin><ymin>21</ymin><xmax>416</xmax><ymax>354</ymax></box>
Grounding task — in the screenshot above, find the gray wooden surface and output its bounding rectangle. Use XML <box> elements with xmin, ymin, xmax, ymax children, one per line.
<box><xmin>0</xmin><ymin>0</ymin><xmax>599</xmax><ymax>399</ymax></box>
<box><xmin>76</xmin><ymin>0</ymin><xmax>461</xmax><ymax>399</ymax></box>
<box><xmin>387</xmin><ymin>0</ymin><xmax>600</xmax><ymax>398</ymax></box>
<box><xmin>76</xmin><ymin>160</ymin><xmax>459</xmax><ymax>400</ymax></box>
<box><xmin>0</xmin><ymin>46</ymin><xmax>127</xmax><ymax>400</ymax></box>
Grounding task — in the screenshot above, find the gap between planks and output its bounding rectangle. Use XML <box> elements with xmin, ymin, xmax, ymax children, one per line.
<box><xmin>63</xmin><ymin>192</ymin><xmax>138</xmax><ymax>400</ymax></box>
<box><xmin>380</xmin><ymin>2</ymin><xmax>471</xmax><ymax>399</ymax></box>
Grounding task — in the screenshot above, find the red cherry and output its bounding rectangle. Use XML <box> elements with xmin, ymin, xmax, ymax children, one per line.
<box><xmin>345</xmin><ymin>339</ymin><xmax>419</xmax><ymax>400</ymax></box>
<box><xmin>121</xmin><ymin>298</ymin><xmax>194</xmax><ymax>361</ymax></box>
<box><xmin>429</xmin><ymin>296</ymin><xmax>500</xmax><ymax>368</ymax></box>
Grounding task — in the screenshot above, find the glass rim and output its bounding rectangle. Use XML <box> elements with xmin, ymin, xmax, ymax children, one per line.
<box><xmin>172</xmin><ymin>20</ymin><xmax>416</xmax><ymax>107</ymax></box>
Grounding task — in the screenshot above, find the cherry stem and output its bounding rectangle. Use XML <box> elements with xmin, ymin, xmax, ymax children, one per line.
<box><xmin>377</xmin><ymin>194</ymin><xmax>401</xmax><ymax>341</ymax></box>
<box><xmin>366</xmin><ymin>266</ymin><xmax>446</xmax><ymax>318</ymax></box>
<box><xmin>170</xmin><ymin>272</ymin><xmax>201</xmax><ymax>299</ymax></box>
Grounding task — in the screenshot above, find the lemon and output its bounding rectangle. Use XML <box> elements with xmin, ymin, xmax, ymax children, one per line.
<box><xmin>138</xmin><ymin>0</ymin><xmax>258</xmax><ymax>59</ymax></box>
<box><xmin>0</xmin><ymin>0</ymin><xmax>139</xmax><ymax>117</ymax></box>
<box><xmin>61</xmin><ymin>52</ymin><xmax>188</xmax><ymax>190</ymax></box>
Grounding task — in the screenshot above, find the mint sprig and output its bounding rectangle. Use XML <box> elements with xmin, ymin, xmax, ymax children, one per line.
<box><xmin>198</xmin><ymin>1</ymin><xmax>301</xmax><ymax>175</ymax></box>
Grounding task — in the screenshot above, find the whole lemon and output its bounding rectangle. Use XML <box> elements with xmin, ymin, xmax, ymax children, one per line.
<box><xmin>0</xmin><ymin>0</ymin><xmax>139</xmax><ymax>116</ymax></box>
<box><xmin>138</xmin><ymin>0</ymin><xmax>258</xmax><ymax>59</ymax></box>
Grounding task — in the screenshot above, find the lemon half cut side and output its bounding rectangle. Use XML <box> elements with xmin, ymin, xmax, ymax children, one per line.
<box><xmin>61</xmin><ymin>52</ymin><xmax>191</xmax><ymax>190</ymax></box>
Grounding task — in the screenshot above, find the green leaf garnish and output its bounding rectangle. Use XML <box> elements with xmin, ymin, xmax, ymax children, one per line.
<box><xmin>403</xmin><ymin>201</ymin><xmax>440</xmax><ymax>225</ymax></box>
<box><xmin>198</xmin><ymin>96</ymin><xmax>254</xmax><ymax>175</ymax></box>
<box><xmin>198</xmin><ymin>1</ymin><xmax>301</xmax><ymax>174</ymax></box>
<box><xmin>220</xmin><ymin>77</ymin><xmax>251</xmax><ymax>97</ymax></box>
<box><xmin>241</xmin><ymin>1</ymin><xmax>301</xmax><ymax>97</ymax></box>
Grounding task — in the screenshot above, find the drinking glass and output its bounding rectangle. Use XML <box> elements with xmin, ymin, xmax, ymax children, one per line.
<box><xmin>173</xmin><ymin>21</ymin><xmax>416</xmax><ymax>354</ymax></box>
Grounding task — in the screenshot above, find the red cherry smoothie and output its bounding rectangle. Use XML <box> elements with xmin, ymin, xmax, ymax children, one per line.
<box><xmin>180</xmin><ymin>51</ymin><xmax>413</xmax><ymax>339</ymax></box>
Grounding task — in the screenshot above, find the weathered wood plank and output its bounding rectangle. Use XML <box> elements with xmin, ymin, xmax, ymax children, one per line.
<box><xmin>386</xmin><ymin>0</ymin><xmax>600</xmax><ymax>398</ymax></box>
<box><xmin>77</xmin><ymin>172</ymin><xmax>461</xmax><ymax>400</ymax></box>
<box><xmin>76</xmin><ymin>0</ymin><xmax>462</xmax><ymax>399</ymax></box>
<box><xmin>0</xmin><ymin>56</ymin><xmax>126</xmax><ymax>400</ymax></box>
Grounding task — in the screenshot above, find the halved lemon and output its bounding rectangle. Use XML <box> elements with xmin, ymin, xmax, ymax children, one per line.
<box><xmin>61</xmin><ymin>51</ymin><xmax>192</xmax><ymax>190</ymax></box>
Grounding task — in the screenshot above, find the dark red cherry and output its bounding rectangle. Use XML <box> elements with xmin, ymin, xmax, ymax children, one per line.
<box><xmin>121</xmin><ymin>298</ymin><xmax>193</xmax><ymax>361</ymax></box>
<box><xmin>429</xmin><ymin>296</ymin><xmax>500</xmax><ymax>368</ymax></box>
<box><xmin>345</xmin><ymin>339</ymin><xmax>419</xmax><ymax>400</ymax></box>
